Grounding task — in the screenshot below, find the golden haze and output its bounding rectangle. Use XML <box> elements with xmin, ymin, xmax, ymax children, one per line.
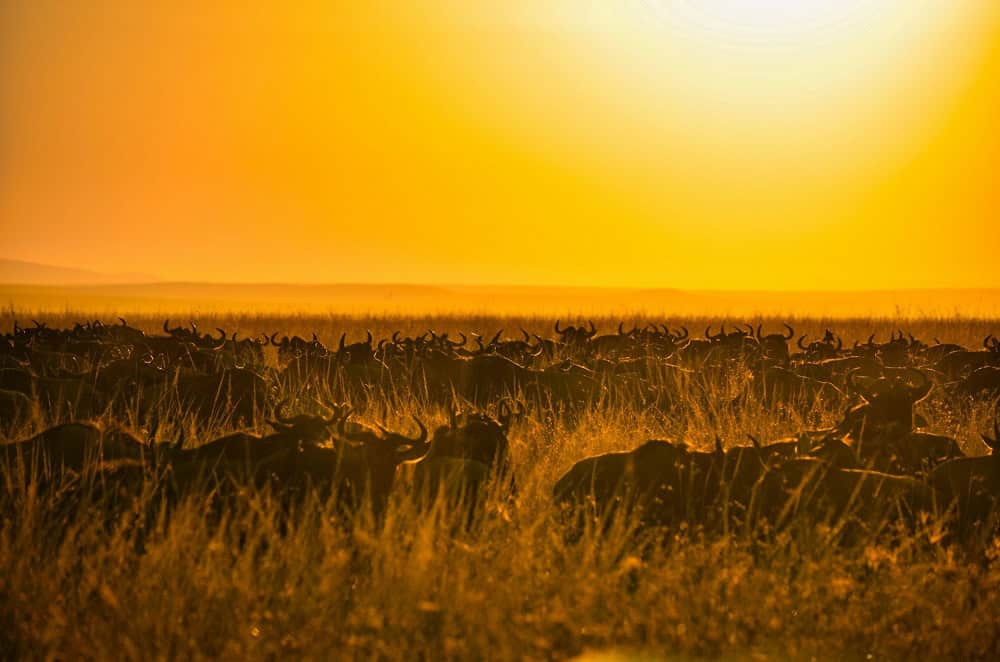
<box><xmin>1</xmin><ymin>1</ymin><xmax>998</xmax><ymax>289</ymax></box>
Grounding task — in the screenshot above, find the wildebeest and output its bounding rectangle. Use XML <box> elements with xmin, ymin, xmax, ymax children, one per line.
<box><xmin>159</xmin><ymin>405</ymin><xmax>429</xmax><ymax>519</ymax></box>
<box><xmin>412</xmin><ymin>402</ymin><xmax>520</xmax><ymax>518</ymax></box>
<box><xmin>930</xmin><ymin>416</ymin><xmax>1000</xmax><ymax>537</ymax></box>
<box><xmin>756</xmin><ymin>458</ymin><xmax>933</xmax><ymax>535</ymax></box>
<box><xmin>956</xmin><ymin>366</ymin><xmax>1000</xmax><ymax>399</ymax></box>
<box><xmin>1</xmin><ymin>421</ymin><xmax>149</xmax><ymax>476</ymax></box>
<box><xmin>327</xmin><ymin>412</ymin><xmax>432</xmax><ymax>515</ymax></box>
<box><xmin>552</xmin><ymin>439</ymin><xmax>722</xmax><ymax>532</ymax></box>
<box><xmin>833</xmin><ymin>368</ymin><xmax>962</xmax><ymax>474</ymax></box>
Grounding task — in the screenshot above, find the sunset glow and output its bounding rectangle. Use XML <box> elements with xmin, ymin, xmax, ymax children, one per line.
<box><xmin>1</xmin><ymin>1</ymin><xmax>998</xmax><ymax>289</ymax></box>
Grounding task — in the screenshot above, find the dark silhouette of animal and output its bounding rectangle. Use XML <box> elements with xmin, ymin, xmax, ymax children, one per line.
<box><xmin>1</xmin><ymin>422</ymin><xmax>149</xmax><ymax>476</ymax></box>
<box><xmin>412</xmin><ymin>402</ymin><xmax>519</xmax><ymax>517</ymax></box>
<box><xmin>930</xmin><ymin>417</ymin><xmax>1000</xmax><ymax>537</ymax></box>
<box><xmin>552</xmin><ymin>440</ymin><xmax>718</xmax><ymax>531</ymax></box>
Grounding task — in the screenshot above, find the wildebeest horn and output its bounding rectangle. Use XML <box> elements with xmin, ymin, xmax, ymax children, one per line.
<box><xmin>618</xmin><ymin>321</ymin><xmax>625</xmax><ymax>335</ymax></box>
<box><xmin>366</xmin><ymin>330</ymin><xmax>373</xmax><ymax>345</ymax></box>
<box><xmin>216</xmin><ymin>328</ymin><xmax>227</xmax><ymax>341</ymax></box>
<box><xmin>339</xmin><ymin>333</ymin><xmax>346</xmax><ymax>352</ymax></box>
<box><xmin>847</xmin><ymin>370</ymin><xmax>874</xmax><ymax>402</ymax></box>
<box><xmin>119</xmin><ymin>317</ymin><xmax>128</xmax><ymax>326</ymax></box>
<box><xmin>797</xmin><ymin>335</ymin><xmax>808</xmax><ymax>350</ymax></box>
<box><xmin>521</xmin><ymin>328</ymin><xmax>530</xmax><ymax>343</ymax></box>
<box><xmin>984</xmin><ymin>414</ymin><xmax>1000</xmax><ymax>452</ymax></box>
<box><xmin>985</xmin><ymin>335</ymin><xmax>995</xmax><ymax>350</ymax></box>
<box><xmin>755</xmin><ymin>323</ymin><xmax>763</xmax><ymax>340</ymax></box>
<box><xmin>490</xmin><ymin>330</ymin><xmax>503</xmax><ymax>345</ymax></box>
<box><xmin>190</xmin><ymin>321</ymin><xmax>198</xmax><ymax>335</ymax></box>
<box><xmin>555</xmin><ymin>320</ymin><xmax>565</xmax><ymax>334</ymax></box>
<box><xmin>675</xmin><ymin>326</ymin><xmax>689</xmax><ymax>341</ymax></box>
<box><xmin>163</xmin><ymin>319</ymin><xmax>171</xmax><ymax>333</ymax></box>
<box><xmin>407</xmin><ymin>416</ymin><xmax>428</xmax><ymax>444</ymax></box>
<box><xmin>587</xmin><ymin>320</ymin><xmax>596</xmax><ymax>336</ymax></box>
<box><xmin>323</xmin><ymin>401</ymin><xmax>350</xmax><ymax>425</ymax></box>
<box><xmin>705</xmin><ymin>325</ymin><xmax>713</xmax><ymax>339</ymax></box>
<box><xmin>905</xmin><ymin>368</ymin><xmax>931</xmax><ymax>401</ymax></box>
<box><xmin>783</xmin><ymin>323</ymin><xmax>795</xmax><ymax>340</ymax></box>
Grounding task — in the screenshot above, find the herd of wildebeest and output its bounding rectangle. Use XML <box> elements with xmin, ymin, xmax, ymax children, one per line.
<box><xmin>2</xmin><ymin>318</ymin><xmax>1000</xmax><ymax>543</ymax></box>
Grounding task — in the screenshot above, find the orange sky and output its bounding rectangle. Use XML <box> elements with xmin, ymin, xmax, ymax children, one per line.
<box><xmin>1</xmin><ymin>1</ymin><xmax>998</xmax><ymax>289</ymax></box>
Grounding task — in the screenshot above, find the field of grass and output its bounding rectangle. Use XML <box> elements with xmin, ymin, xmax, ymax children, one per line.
<box><xmin>3</xmin><ymin>313</ymin><xmax>1000</xmax><ymax>660</ymax></box>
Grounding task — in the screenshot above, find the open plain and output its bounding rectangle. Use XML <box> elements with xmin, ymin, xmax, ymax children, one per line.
<box><xmin>2</xmin><ymin>312</ymin><xmax>1000</xmax><ymax>660</ymax></box>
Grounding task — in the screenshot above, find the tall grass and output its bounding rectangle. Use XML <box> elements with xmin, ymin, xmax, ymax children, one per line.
<box><xmin>2</xmin><ymin>313</ymin><xmax>1000</xmax><ymax>660</ymax></box>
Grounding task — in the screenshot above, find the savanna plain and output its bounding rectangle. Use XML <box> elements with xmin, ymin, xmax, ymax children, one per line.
<box><xmin>3</xmin><ymin>311</ymin><xmax>1000</xmax><ymax>661</ymax></box>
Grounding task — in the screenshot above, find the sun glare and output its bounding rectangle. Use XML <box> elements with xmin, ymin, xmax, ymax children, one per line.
<box><xmin>670</xmin><ymin>0</ymin><xmax>877</xmax><ymax>39</ymax></box>
<box><xmin>2</xmin><ymin>1</ymin><xmax>999</xmax><ymax>288</ymax></box>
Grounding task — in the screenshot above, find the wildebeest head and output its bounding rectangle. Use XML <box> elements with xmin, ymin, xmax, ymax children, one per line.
<box><xmin>838</xmin><ymin>368</ymin><xmax>932</xmax><ymax>442</ymax></box>
<box><xmin>267</xmin><ymin>400</ymin><xmax>350</xmax><ymax>444</ymax></box>
<box><xmin>705</xmin><ymin>324</ymin><xmax>757</xmax><ymax>357</ymax></box>
<box><xmin>876</xmin><ymin>330</ymin><xmax>911</xmax><ymax>367</ymax></box>
<box><xmin>338</xmin><ymin>331</ymin><xmax>375</xmax><ymax>364</ymax></box>
<box><xmin>163</xmin><ymin>319</ymin><xmax>198</xmax><ymax>340</ymax></box>
<box><xmin>796</xmin><ymin>329</ymin><xmax>842</xmax><ymax>359</ymax></box>
<box><xmin>555</xmin><ymin>320</ymin><xmax>597</xmax><ymax>346</ymax></box>
<box><xmin>336</xmin><ymin>413</ymin><xmax>431</xmax><ymax>467</ymax></box>
<box><xmin>430</xmin><ymin>401</ymin><xmax>521</xmax><ymax>468</ymax></box>
<box><xmin>755</xmin><ymin>323</ymin><xmax>795</xmax><ymax>363</ymax></box>
<box><xmin>985</xmin><ymin>334</ymin><xmax>1000</xmax><ymax>354</ymax></box>
<box><xmin>227</xmin><ymin>332</ymin><xmax>267</xmax><ymax>366</ymax></box>
<box><xmin>270</xmin><ymin>333</ymin><xmax>327</xmax><ymax>363</ymax></box>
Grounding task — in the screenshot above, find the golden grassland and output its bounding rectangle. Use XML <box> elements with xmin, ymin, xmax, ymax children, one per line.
<box><xmin>3</xmin><ymin>312</ymin><xmax>1000</xmax><ymax>660</ymax></box>
<box><xmin>3</xmin><ymin>283</ymin><xmax>1000</xmax><ymax>318</ymax></box>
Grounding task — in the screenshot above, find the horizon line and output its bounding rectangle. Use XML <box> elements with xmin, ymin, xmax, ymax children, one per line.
<box><xmin>2</xmin><ymin>280</ymin><xmax>999</xmax><ymax>295</ymax></box>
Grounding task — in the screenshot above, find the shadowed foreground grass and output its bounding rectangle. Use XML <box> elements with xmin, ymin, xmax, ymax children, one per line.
<box><xmin>2</xmin><ymin>313</ymin><xmax>1000</xmax><ymax>660</ymax></box>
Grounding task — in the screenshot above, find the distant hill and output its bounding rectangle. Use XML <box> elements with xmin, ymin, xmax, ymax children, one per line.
<box><xmin>0</xmin><ymin>280</ymin><xmax>998</xmax><ymax>318</ymax></box>
<box><xmin>0</xmin><ymin>259</ymin><xmax>158</xmax><ymax>286</ymax></box>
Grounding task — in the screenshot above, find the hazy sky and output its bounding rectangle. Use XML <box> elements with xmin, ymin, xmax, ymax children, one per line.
<box><xmin>2</xmin><ymin>1</ymin><xmax>998</xmax><ymax>289</ymax></box>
